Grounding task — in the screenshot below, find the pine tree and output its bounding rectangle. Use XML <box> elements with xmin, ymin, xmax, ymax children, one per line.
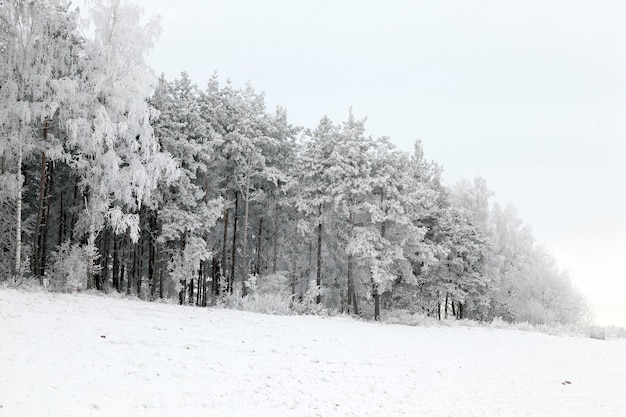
<box><xmin>151</xmin><ymin>73</ymin><xmax>222</xmax><ymax>302</ymax></box>
<box><xmin>294</xmin><ymin>116</ymin><xmax>338</xmax><ymax>303</ymax></box>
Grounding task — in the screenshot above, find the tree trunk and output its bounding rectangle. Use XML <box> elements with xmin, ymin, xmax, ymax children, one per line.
<box><xmin>136</xmin><ymin>212</ymin><xmax>144</xmax><ymax>297</ymax></box>
<box><xmin>346</xmin><ymin>206</ymin><xmax>358</xmax><ymax>315</ymax></box>
<box><xmin>112</xmin><ymin>234</ymin><xmax>120</xmax><ymax>291</ymax></box>
<box><xmin>126</xmin><ymin>230</ymin><xmax>133</xmax><ymax>296</ymax></box>
<box><xmin>374</xmin><ymin>287</ymin><xmax>380</xmax><ymax>321</ymax></box>
<box><xmin>33</xmin><ymin>119</ymin><xmax>48</xmax><ymax>281</ymax></box>
<box><xmin>69</xmin><ymin>179</ymin><xmax>80</xmax><ymax>241</ymax></box>
<box><xmin>272</xmin><ymin>218</ymin><xmax>278</xmax><ymax>275</ymax></box>
<box><xmin>40</xmin><ymin>163</ymin><xmax>53</xmax><ymax>279</ymax></box>
<box><xmin>201</xmin><ymin>260</ymin><xmax>208</xmax><ymax>307</ymax></box>
<box><xmin>347</xmin><ymin>253</ymin><xmax>358</xmax><ymax>315</ymax></box>
<box><xmin>158</xmin><ymin>251</ymin><xmax>164</xmax><ymax>299</ymax></box>
<box><xmin>229</xmin><ymin>192</ymin><xmax>239</xmax><ymax>294</ymax></box>
<box><xmin>98</xmin><ymin>227</ymin><xmax>110</xmax><ymax>291</ymax></box>
<box><xmin>220</xmin><ymin>205</ymin><xmax>229</xmax><ymax>295</ymax></box>
<box><xmin>255</xmin><ymin>216</ymin><xmax>263</xmax><ymax>276</ymax></box>
<box><xmin>14</xmin><ymin>119</ymin><xmax>24</xmax><ymax>280</ymax></box>
<box><xmin>189</xmin><ymin>275</ymin><xmax>194</xmax><ymax>305</ymax></box>
<box><xmin>241</xmin><ymin>168</ymin><xmax>251</xmax><ymax>295</ymax></box>
<box><xmin>157</xmin><ymin>212</ymin><xmax>164</xmax><ymax>299</ymax></box>
<box><xmin>316</xmin><ymin>205</ymin><xmax>323</xmax><ymax>304</ymax></box>
<box><xmin>148</xmin><ymin>211</ymin><xmax>157</xmax><ymax>299</ymax></box>
<box><xmin>86</xmin><ymin>196</ymin><xmax>97</xmax><ymax>290</ymax></box>
<box><xmin>373</xmin><ymin>198</ymin><xmax>386</xmax><ymax>321</ymax></box>
<box><xmin>57</xmin><ymin>188</ymin><xmax>65</xmax><ymax>246</ymax></box>
<box><xmin>291</xmin><ymin>222</ymin><xmax>297</xmax><ymax>298</ymax></box>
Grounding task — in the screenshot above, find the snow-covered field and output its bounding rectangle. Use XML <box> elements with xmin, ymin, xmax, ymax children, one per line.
<box><xmin>1</xmin><ymin>289</ymin><xmax>625</xmax><ymax>417</ymax></box>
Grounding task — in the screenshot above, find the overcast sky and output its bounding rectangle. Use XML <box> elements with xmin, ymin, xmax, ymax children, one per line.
<box><xmin>130</xmin><ymin>0</ymin><xmax>626</xmax><ymax>327</ymax></box>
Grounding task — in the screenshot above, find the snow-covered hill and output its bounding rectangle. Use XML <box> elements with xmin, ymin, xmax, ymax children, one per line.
<box><xmin>1</xmin><ymin>289</ymin><xmax>624</xmax><ymax>417</ymax></box>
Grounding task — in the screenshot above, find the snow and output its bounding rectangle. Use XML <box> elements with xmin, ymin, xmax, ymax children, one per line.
<box><xmin>1</xmin><ymin>289</ymin><xmax>625</xmax><ymax>417</ymax></box>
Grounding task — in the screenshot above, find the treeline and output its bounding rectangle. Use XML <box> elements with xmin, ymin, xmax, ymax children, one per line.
<box><xmin>0</xmin><ymin>0</ymin><xmax>587</xmax><ymax>324</ymax></box>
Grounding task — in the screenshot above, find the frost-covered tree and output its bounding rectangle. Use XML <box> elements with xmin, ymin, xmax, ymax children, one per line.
<box><xmin>294</xmin><ymin>116</ymin><xmax>339</xmax><ymax>303</ymax></box>
<box><xmin>151</xmin><ymin>73</ymin><xmax>222</xmax><ymax>302</ymax></box>
<box><xmin>65</xmin><ymin>0</ymin><xmax>174</xmax><ymax>289</ymax></box>
<box><xmin>365</xmin><ymin>137</ymin><xmax>432</xmax><ymax>319</ymax></box>
<box><xmin>450</xmin><ymin>179</ymin><xmax>588</xmax><ymax>324</ymax></box>
<box><xmin>0</xmin><ymin>0</ymin><xmax>79</xmax><ymax>280</ymax></box>
<box><xmin>332</xmin><ymin>109</ymin><xmax>375</xmax><ymax>314</ymax></box>
<box><xmin>488</xmin><ymin>204</ymin><xmax>587</xmax><ymax>324</ymax></box>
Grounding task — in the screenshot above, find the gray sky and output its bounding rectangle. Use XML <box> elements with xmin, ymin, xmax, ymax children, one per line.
<box><xmin>133</xmin><ymin>0</ymin><xmax>626</xmax><ymax>327</ymax></box>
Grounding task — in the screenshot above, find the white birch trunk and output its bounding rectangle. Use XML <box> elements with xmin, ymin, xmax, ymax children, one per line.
<box><xmin>14</xmin><ymin>120</ymin><xmax>24</xmax><ymax>280</ymax></box>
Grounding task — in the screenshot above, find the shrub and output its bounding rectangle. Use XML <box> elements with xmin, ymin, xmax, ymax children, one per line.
<box><xmin>46</xmin><ymin>241</ymin><xmax>96</xmax><ymax>293</ymax></box>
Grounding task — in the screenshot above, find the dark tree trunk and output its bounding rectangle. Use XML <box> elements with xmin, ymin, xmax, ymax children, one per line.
<box><xmin>98</xmin><ymin>227</ymin><xmax>110</xmax><ymax>291</ymax></box>
<box><xmin>126</xmin><ymin>231</ymin><xmax>133</xmax><ymax>296</ymax></box>
<box><xmin>119</xmin><ymin>262</ymin><xmax>125</xmax><ymax>294</ymax></box>
<box><xmin>346</xmin><ymin>207</ymin><xmax>358</xmax><ymax>315</ymax></box>
<box><xmin>348</xmin><ymin>253</ymin><xmax>358</xmax><ymax>315</ymax></box>
<box><xmin>374</xmin><ymin>287</ymin><xmax>380</xmax><ymax>321</ymax></box>
<box><xmin>57</xmin><ymin>188</ymin><xmax>65</xmax><ymax>247</ymax></box>
<box><xmin>112</xmin><ymin>234</ymin><xmax>120</xmax><ymax>291</ymax></box>
<box><xmin>32</xmin><ymin>118</ymin><xmax>48</xmax><ymax>281</ymax></box>
<box><xmin>159</xmin><ymin>254</ymin><xmax>164</xmax><ymax>299</ymax></box>
<box><xmin>148</xmin><ymin>211</ymin><xmax>157</xmax><ymax>300</ymax></box>
<box><xmin>179</xmin><ymin>281</ymin><xmax>185</xmax><ymax>305</ymax></box>
<box><xmin>40</xmin><ymin>163</ymin><xmax>53</xmax><ymax>279</ymax></box>
<box><xmin>221</xmin><ymin>205</ymin><xmax>229</xmax><ymax>294</ymax></box>
<box><xmin>179</xmin><ymin>234</ymin><xmax>187</xmax><ymax>304</ymax></box>
<box><xmin>255</xmin><ymin>216</ymin><xmax>263</xmax><ymax>276</ymax></box>
<box><xmin>197</xmin><ymin>264</ymin><xmax>202</xmax><ymax>306</ymax></box>
<box><xmin>69</xmin><ymin>178</ymin><xmax>80</xmax><ymax>241</ymax></box>
<box><xmin>241</xmin><ymin>169</ymin><xmax>251</xmax><ymax>296</ymax></box>
<box><xmin>229</xmin><ymin>192</ymin><xmax>239</xmax><ymax>294</ymax></box>
<box><xmin>272</xmin><ymin>218</ymin><xmax>278</xmax><ymax>275</ymax></box>
<box><xmin>189</xmin><ymin>275</ymin><xmax>194</xmax><ymax>305</ymax></box>
<box><xmin>211</xmin><ymin>256</ymin><xmax>219</xmax><ymax>298</ymax></box>
<box><xmin>136</xmin><ymin>214</ymin><xmax>144</xmax><ymax>297</ymax></box>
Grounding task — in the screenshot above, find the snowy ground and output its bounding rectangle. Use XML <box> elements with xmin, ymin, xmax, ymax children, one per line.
<box><xmin>1</xmin><ymin>289</ymin><xmax>625</xmax><ymax>417</ymax></box>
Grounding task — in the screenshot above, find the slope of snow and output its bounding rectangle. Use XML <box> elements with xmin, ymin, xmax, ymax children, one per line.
<box><xmin>1</xmin><ymin>288</ymin><xmax>625</xmax><ymax>417</ymax></box>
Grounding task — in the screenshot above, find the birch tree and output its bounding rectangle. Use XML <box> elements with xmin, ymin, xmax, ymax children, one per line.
<box><xmin>65</xmin><ymin>0</ymin><xmax>174</xmax><ymax>289</ymax></box>
<box><xmin>0</xmin><ymin>0</ymin><xmax>79</xmax><ymax>280</ymax></box>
